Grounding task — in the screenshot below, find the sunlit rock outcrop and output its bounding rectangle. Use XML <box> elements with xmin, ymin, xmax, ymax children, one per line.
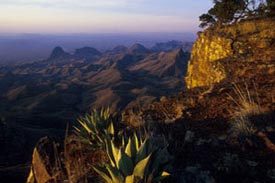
<box><xmin>186</xmin><ymin>18</ymin><xmax>275</xmax><ymax>88</ymax></box>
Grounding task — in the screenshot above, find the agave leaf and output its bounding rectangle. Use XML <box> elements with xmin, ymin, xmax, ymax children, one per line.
<box><xmin>93</xmin><ymin>165</ymin><xmax>113</xmax><ymax>183</ymax></box>
<box><xmin>136</xmin><ymin>138</ymin><xmax>150</xmax><ymax>163</ymax></box>
<box><xmin>161</xmin><ymin>171</ymin><xmax>170</xmax><ymax>177</ymax></box>
<box><xmin>125</xmin><ymin>175</ymin><xmax>134</xmax><ymax>183</ymax></box>
<box><xmin>122</xmin><ymin>135</ymin><xmax>125</xmax><ymax>147</ymax></box>
<box><xmin>153</xmin><ymin>171</ymin><xmax>170</xmax><ymax>182</ymax></box>
<box><xmin>116</xmin><ymin>147</ymin><xmax>122</xmax><ymax>168</ymax></box>
<box><xmin>105</xmin><ymin>107</ymin><xmax>110</xmax><ymax>119</ymax></box>
<box><xmin>133</xmin><ymin>153</ymin><xmax>151</xmax><ymax>179</ymax></box>
<box><xmin>118</xmin><ymin>149</ymin><xmax>134</xmax><ymax>176</ymax></box>
<box><xmin>106</xmin><ymin>139</ymin><xmax>117</xmax><ymax>167</ymax></box>
<box><xmin>132</xmin><ymin>134</ymin><xmax>138</xmax><ymax>157</ymax></box>
<box><xmin>134</xmin><ymin>132</ymin><xmax>140</xmax><ymax>150</ymax></box>
<box><xmin>74</xmin><ymin>108</ymin><xmax>115</xmax><ymax>149</ymax></box>
<box><xmin>85</xmin><ymin>116</ymin><xmax>97</xmax><ymax>131</ymax></box>
<box><xmin>125</xmin><ymin>138</ymin><xmax>131</xmax><ymax>157</ymax></box>
<box><xmin>78</xmin><ymin>120</ymin><xmax>92</xmax><ymax>134</ymax></box>
<box><xmin>108</xmin><ymin>122</ymin><xmax>115</xmax><ymax>136</ymax></box>
<box><xmin>111</xmin><ymin>141</ymin><xmax>120</xmax><ymax>168</ymax></box>
<box><xmin>106</xmin><ymin>164</ymin><xmax>124</xmax><ymax>183</ymax></box>
<box><xmin>97</xmin><ymin>135</ymin><xmax>105</xmax><ymax>144</ymax></box>
<box><xmin>73</xmin><ymin>126</ymin><xmax>81</xmax><ymax>133</ymax></box>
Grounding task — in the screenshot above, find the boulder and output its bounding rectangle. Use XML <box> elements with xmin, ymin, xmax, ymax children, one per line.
<box><xmin>26</xmin><ymin>137</ymin><xmax>62</xmax><ymax>183</ymax></box>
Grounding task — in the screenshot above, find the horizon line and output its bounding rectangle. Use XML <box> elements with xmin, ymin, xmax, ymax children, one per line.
<box><xmin>0</xmin><ymin>31</ymin><xmax>198</xmax><ymax>35</ymax></box>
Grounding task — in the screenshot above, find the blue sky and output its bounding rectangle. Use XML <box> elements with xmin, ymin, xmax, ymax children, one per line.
<box><xmin>0</xmin><ymin>0</ymin><xmax>213</xmax><ymax>34</ymax></box>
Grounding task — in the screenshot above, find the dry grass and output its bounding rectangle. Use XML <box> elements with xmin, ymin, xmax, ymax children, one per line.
<box><xmin>63</xmin><ymin>136</ymin><xmax>90</xmax><ymax>183</ymax></box>
<box><xmin>228</xmin><ymin>83</ymin><xmax>264</xmax><ymax>137</ymax></box>
<box><xmin>60</xmin><ymin>125</ymin><xmax>107</xmax><ymax>183</ymax></box>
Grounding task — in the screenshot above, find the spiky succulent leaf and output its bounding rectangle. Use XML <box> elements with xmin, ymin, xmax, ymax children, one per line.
<box><xmin>74</xmin><ymin>108</ymin><xmax>115</xmax><ymax>148</ymax></box>
<box><xmin>153</xmin><ymin>171</ymin><xmax>170</xmax><ymax>182</ymax></box>
<box><xmin>106</xmin><ymin>164</ymin><xmax>124</xmax><ymax>183</ymax></box>
<box><xmin>125</xmin><ymin>137</ymin><xmax>132</xmax><ymax>158</ymax></box>
<box><xmin>111</xmin><ymin>141</ymin><xmax>120</xmax><ymax>168</ymax></box>
<box><xmin>133</xmin><ymin>153</ymin><xmax>151</xmax><ymax>179</ymax></box>
<box><xmin>108</xmin><ymin>122</ymin><xmax>115</xmax><ymax>136</ymax></box>
<box><xmin>93</xmin><ymin>165</ymin><xmax>113</xmax><ymax>183</ymax></box>
<box><xmin>125</xmin><ymin>135</ymin><xmax>137</xmax><ymax>158</ymax></box>
<box><xmin>125</xmin><ymin>175</ymin><xmax>134</xmax><ymax>183</ymax></box>
<box><xmin>134</xmin><ymin>132</ymin><xmax>140</xmax><ymax>152</ymax></box>
<box><xmin>161</xmin><ymin>171</ymin><xmax>170</xmax><ymax>177</ymax></box>
<box><xmin>122</xmin><ymin>135</ymin><xmax>126</xmax><ymax>147</ymax></box>
<box><xmin>106</xmin><ymin>139</ymin><xmax>117</xmax><ymax>167</ymax></box>
<box><xmin>136</xmin><ymin>138</ymin><xmax>150</xmax><ymax>163</ymax></box>
<box><xmin>118</xmin><ymin>149</ymin><xmax>134</xmax><ymax>176</ymax></box>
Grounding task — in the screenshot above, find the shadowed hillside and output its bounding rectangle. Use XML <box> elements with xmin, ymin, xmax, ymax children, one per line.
<box><xmin>0</xmin><ymin>42</ymin><xmax>190</xmax><ymax>182</ymax></box>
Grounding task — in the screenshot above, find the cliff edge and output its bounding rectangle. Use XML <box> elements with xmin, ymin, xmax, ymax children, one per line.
<box><xmin>186</xmin><ymin>18</ymin><xmax>275</xmax><ymax>88</ymax></box>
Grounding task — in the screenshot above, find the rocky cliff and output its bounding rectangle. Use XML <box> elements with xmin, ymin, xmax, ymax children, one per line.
<box><xmin>186</xmin><ymin>18</ymin><xmax>275</xmax><ymax>88</ymax></box>
<box><xmin>139</xmin><ymin>18</ymin><xmax>275</xmax><ymax>183</ymax></box>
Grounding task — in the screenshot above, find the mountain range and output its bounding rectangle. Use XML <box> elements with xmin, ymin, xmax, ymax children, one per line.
<box><xmin>0</xmin><ymin>33</ymin><xmax>195</xmax><ymax>64</ymax></box>
<box><xmin>0</xmin><ymin>42</ymin><xmax>190</xmax><ymax>176</ymax></box>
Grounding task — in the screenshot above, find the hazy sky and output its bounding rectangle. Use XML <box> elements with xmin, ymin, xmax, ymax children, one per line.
<box><xmin>0</xmin><ymin>0</ymin><xmax>213</xmax><ymax>34</ymax></box>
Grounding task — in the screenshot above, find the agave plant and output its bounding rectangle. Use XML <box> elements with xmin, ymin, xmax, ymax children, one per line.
<box><xmin>93</xmin><ymin>133</ymin><xmax>171</xmax><ymax>183</ymax></box>
<box><xmin>74</xmin><ymin>108</ymin><xmax>115</xmax><ymax>148</ymax></box>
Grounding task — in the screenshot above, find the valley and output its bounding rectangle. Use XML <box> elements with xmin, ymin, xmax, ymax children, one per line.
<box><xmin>0</xmin><ymin>41</ymin><xmax>191</xmax><ymax>179</ymax></box>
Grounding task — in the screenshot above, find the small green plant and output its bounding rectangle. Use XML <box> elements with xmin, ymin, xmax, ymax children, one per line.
<box><xmin>93</xmin><ymin>133</ymin><xmax>171</xmax><ymax>183</ymax></box>
<box><xmin>74</xmin><ymin>108</ymin><xmax>115</xmax><ymax>148</ymax></box>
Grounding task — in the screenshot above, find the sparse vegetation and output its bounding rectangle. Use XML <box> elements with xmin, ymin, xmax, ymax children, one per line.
<box><xmin>73</xmin><ymin>108</ymin><xmax>172</xmax><ymax>183</ymax></box>
<box><xmin>199</xmin><ymin>0</ymin><xmax>275</xmax><ymax>28</ymax></box>
<box><xmin>94</xmin><ymin>133</ymin><xmax>171</xmax><ymax>183</ymax></box>
<box><xmin>74</xmin><ymin>108</ymin><xmax>116</xmax><ymax>148</ymax></box>
<box><xmin>228</xmin><ymin>84</ymin><xmax>263</xmax><ymax>137</ymax></box>
<box><xmin>231</xmin><ymin>115</ymin><xmax>256</xmax><ymax>137</ymax></box>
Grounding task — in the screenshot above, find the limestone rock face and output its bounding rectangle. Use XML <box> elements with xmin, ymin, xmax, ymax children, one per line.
<box><xmin>186</xmin><ymin>18</ymin><xmax>275</xmax><ymax>88</ymax></box>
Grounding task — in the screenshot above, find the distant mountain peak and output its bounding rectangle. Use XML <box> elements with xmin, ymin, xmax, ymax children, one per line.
<box><xmin>105</xmin><ymin>45</ymin><xmax>128</xmax><ymax>55</ymax></box>
<box><xmin>151</xmin><ymin>40</ymin><xmax>193</xmax><ymax>52</ymax></box>
<box><xmin>128</xmin><ymin>43</ymin><xmax>150</xmax><ymax>54</ymax></box>
<box><xmin>48</xmin><ymin>46</ymin><xmax>70</xmax><ymax>60</ymax></box>
<box><xmin>112</xmin><ymin>45</ymin><xmax>128</xmax><ymax>52</ymax></box>
<box><xmin>175</xmin><ymin>48</ymin><xmax>185</xmax><ymax>56</ymax></box>
<box><xmin>74</xmin><ymin>47</ymin><xmax>101</xmax><ymax>59</ymax></box>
